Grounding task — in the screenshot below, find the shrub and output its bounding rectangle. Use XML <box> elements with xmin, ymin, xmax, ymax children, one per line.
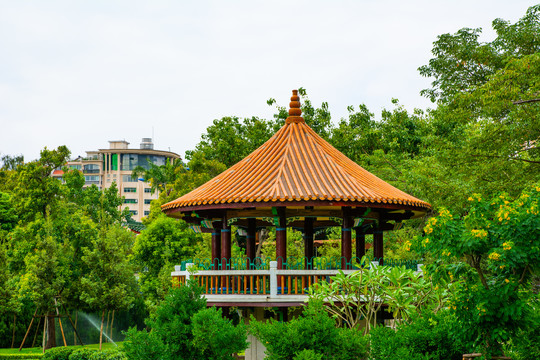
<box><xmin>88</xmin><ymin>349</ymin><xmax>125</xmax><ymax>360</ymax></box>
<box><xmin>191</xmin><ymin>307</ymin><xmax>247</xmax><ymax>360</ymax></box>
<box><xmin>68</xmin><ymin>349</ymin><xmax>98</xmax><ymax>360</ymax></box>
<box><xmin>293</xmin><ymin>349</ymin><xmax>323</xmax><ymax>360</ymax></box>
<box><xmin>250</xmin><ymin>301</ymin><xmax>368</xmax><ymax>360</ymax></box>
<box><xmin>122</xmin><ymin>327</ymin><xmax>165</xmax><ymax>360</ymax></box>
<box><xmin>42</xmin><ymin>347</ymin><xmax>75</xmax><ymax>360</ymax></box>
<box><xmin>369</xmin><ymin>310</ymin><xmax>465</xmax><ymax>360</ymax></box>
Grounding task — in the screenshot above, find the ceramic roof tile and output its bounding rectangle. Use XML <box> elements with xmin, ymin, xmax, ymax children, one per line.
<box><xmin>162</xmin><ymin>90</ymin><xmax>431</xmax><ymax>211</ymax></box>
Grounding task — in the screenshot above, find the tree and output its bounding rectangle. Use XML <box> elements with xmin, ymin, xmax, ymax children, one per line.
<box><xmin>80</xmin><ymin>225</ymin><xmax>136</xmax><ymax>350</ymax></box>
<box><xmin>132</xmin><ymin>215</ymin><xmax>201</xmax><ymax>302</ymax></box>
<box><xmin>124</xmin><ymin>280</ymin><xmax>247</xmax><ymax>360</ymax></box>
<box><xmin>418</xmin><ymin>187</ymin><xmax>540</xmax><ymax>357</ymax></box>
<box><xmin>9</xmin><ymin>146</ymin><xmax>70</xmax><ymax>222</ymax></box>
<box><xmin>131</xmin><ymin>158</ymin><xmax>185</xmax><ymax>196</ymax></box>
<box><xmin>419</xmin><ymin>5</ymin><xmax>540</xmax><ymax>104</ymax></box>
<box><xmin>18</xmin><ymin>216</ymin><xmax>70</xmax><ymax>349</ymax></box>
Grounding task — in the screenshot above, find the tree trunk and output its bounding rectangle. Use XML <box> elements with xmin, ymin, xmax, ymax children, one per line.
<box><xmin>45</xmin><ymin>313</ymin><xmax>56</xmax><ymax>350</ymax></box>
<box><xmin>11</xmin><ymin>314</ymin><xmax>16</xmax><ymax>348</ymax></box>
<box><xmin>109</xmin><ymin>310</ymin><xmax>115</xmax><ymax>341</ymax></box>
<box><xmin>105</xmin><ymin>310</ymin><xmax>110</xmax><ymax>343</ymax></box>
<box><xmin>73</xmin><ymin>311</ymin><xmax>77</xmax><ymax>345</ymax></box>
<box><xmin>99</xmin><ymin>309</ymin><xmax>105</xmax><ymax>350</ymax></box>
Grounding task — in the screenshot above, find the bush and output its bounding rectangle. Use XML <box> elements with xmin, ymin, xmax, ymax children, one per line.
<box><xmin>124</xmin><ymin>281</ymin><xmax>247</xmax><ymax>360</ymax></box>
<box><xmin>293</xmin><ymin>349</ymin><xmax>323</xmax><ymax>360</ymax></box>
<box><xmin>68</xmin><ymin>349</ymin><xmax>97</xmax><ymax>360</ymax></box>
<box><xmin>88</xmin><ymin>350</ymin><xmax>125</xmax><ymax>360</ymax></box>
<box><xmin>42</xmin><ymin>347</ymin><xmax>75</xmax><ymax>360</ymax></box>
<box><xmin>250</xmin><ymin>301</ymin><xmax>368</xmax><ymax>360</ymax></box>
<box><xmin>369</xmin><ymin>311</ymin><xmax>465</xmax><ymax>360</ymax></box>
<box><xmin>191</xmin><ymin>307</ymin><xmax>247</xmax><ymax>360</ymax></box>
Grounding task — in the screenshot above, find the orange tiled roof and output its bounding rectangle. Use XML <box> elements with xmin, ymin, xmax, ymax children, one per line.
<box><xmin>162</xmin><ymin>90</ymin><xmax>431</xmax><ymax>211</ymax></box>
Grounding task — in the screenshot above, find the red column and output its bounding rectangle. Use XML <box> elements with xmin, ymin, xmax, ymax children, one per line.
<box><xmin>275</xmin><ymin>207</ymin><xmax>287</xmax><ymax>269</ymax></box>
<box><xmin>373</xmin><ymin>230</ymin><xmax>384</xmax><ymax>265</ymax></box>
<box><xmin>304</xmin><ymin>217</ymin><xmax>314</xmax><ymax>269</ymax></box>
<box><xmin>341</xmin><ymin>208</ymin><xmax>353</xmax><ymax>269</ymax></box>
<box><xmin>221</xmin><ymin>217</ymin><xmax>231</xmax><ymax>270</ymax></box>
<box><xmin>246</xmin><ymin>218</ymin><xmax>256</xmax><ymax>269</ymax></box>
<box><xmin>211</xmin><ymin>221</ymin><xmax>221</xmax><ymax>270</ymax></box>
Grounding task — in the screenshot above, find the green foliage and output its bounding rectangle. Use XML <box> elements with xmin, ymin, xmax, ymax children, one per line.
<box><xmin>420</xmin><ymin>187</ymin><xmax>540</xmax><ymax>355</ymax></box>
<box><xmin>250</xmin><ymin>301</ymin><xmax>369</xmax><ymax>360</ymax></box>
<box><xmin>122</xmin><ymin>327</ymin><xmax>165</xmax><ymax>360</ymax></box>
<box><xmin>191</xmin><ymin>307</ymin><xmax>247</xmax><ymax>359</ymax></box>
<box><xmin>419</xmin><ymin>5</ymin><xmax>540</xmax><ymax>103</ymax></box>
<box><xmin>309</xmin><ymin>259</ymin><xmax>448</xmax><ymax>334</ymax></box>
<box><xmin>132</xmin><ymin>215</ymin><xmax>201</xmax><ymax>302</ymax></box>
<box><xmin>68</xmin><ymin>349</ymin><xmax>98</xmax><ymax>360</ymax></box>
<box><xmin>293</xmin><ymin>349</ymin><xmax>323</xmax><ymax>360</ymax></box>
<box><xmin>369</xmin><ymin>311</ymin><xmax>466</xmax><ymax>360</ymax></box>
<box><xmin>87</xmin><ymin>350</ymin><xmax>125</xmax><ymax>360</ymax></box>
<box><xmin>124</xmin><ymin>281</ymin><xmax>247</xmax><ymax>360</ymax></box>
<box><xmin>80</xmin><ymin>225</ymin><xmax>136</xmax><ymax>312</ymax></box>
<box><xmin>42</xmin><ymin>347</ymin><xmax>75</xmax><ymax>360</ymax></box>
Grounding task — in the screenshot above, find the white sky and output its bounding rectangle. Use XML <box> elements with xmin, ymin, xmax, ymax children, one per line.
<box><xmin>0</xmin><ymin>1</ymin><xmax>537</xmax><ymax>161</ymax></box>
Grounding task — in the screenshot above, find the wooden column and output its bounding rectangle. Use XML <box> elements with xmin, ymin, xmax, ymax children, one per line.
<box><xmin>211</xmin><ymin>221</ymin><xmax>221</xmax><ymax>270</ymax></box>
<box><xmin>373</xmin><ymin>230</ymin><xmax>384</xmax><ymax>265</ymax></box>
<box><xmin>275</xmin><ymin>207</ymin><xmax>287</xmax><ymax>269</ymax></box>
<box><xmin>341</xmin><ymin>207</ymin><xmax>353</xmax><ymax>269</ymax></box>
<box><xmin>355</xmin><ymin>228</ymin><xmax>366</xmax><ymax>261</ymax></box>
<box><xmin>303</xmin><ymin>217</ymin><xmax>314</xmax><ymax>268</ymax></box>
<box><xmin>221</xmin><ymin>217</ymin><xmax>232</xmax><ymax>270</ymax></box>
<box><xmin>246</xmin><ymin>218</ymin><xmax>256</xmax><ymax>269</ymax></box>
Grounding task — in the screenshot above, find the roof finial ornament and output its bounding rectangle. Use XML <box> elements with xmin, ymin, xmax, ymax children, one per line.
<box><xmin>286</xmin><ymin>89</ymin><xmax>305</xmax><ymax>124</ymax></box>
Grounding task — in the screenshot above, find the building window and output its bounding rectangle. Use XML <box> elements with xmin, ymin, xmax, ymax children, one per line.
<box><xmin>124</xmin><ymin>187</ymin><xmax>136</xmax><ymax>193</ymax></box>
<box><xmin>84</xmin><ymin>175</ymin><xmax>100</xmax><ymax>183</ymax></box>
<box><xmin>69</xmin><ymin>164</ymin><xmax>82</xmax><ymax>170</ymax></box>
<box><xmin>129</xmin><ymin>210</ymin><xmax>138</xmax><ymax>216</ymax></box>
<box><xmin>122</xmin><ymin>175</ymin><xmax>137</xmax><ymax>182</ymax></box>
<box><xmin>144</xmin><ymin>199</ymin><xmax>152</xmax><ymax>204</ymax></box>
<box><xmin>144</xmin><ymin>211</ymin><xmax>150</xmax><ymax>216</ymax></box>
<box><xmin>83</xmin><ymin>164</ymin><xmax>100</xmax><ymax>174</ymax></box>
<box><xmin>124</xmin><ymin>199</ymin><xmax>138</xmax><ymax>204</ymax></box>
<box><xmin>144</xmin><ymin>188</ymin><xmax>152</xmax><ymax>193</ymax></box>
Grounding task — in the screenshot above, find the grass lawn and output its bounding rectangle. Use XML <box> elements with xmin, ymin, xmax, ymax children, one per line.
<box><xmin>0</xmin><ymin>342</ymin><xmax>122</xmax><ymax>355</ymax></box>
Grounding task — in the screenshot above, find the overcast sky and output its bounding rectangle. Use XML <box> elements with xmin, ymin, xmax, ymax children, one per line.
<box><xmin>0</xmin><ymin>1</ymin><xmax>537</xmax><ymax>162</ymax></box>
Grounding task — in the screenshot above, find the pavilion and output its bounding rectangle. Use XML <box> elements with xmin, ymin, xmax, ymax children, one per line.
<box><xmin>162</xmin><ymin>90</ymin><xmax>431</xmax><ymax>271</ymax></box>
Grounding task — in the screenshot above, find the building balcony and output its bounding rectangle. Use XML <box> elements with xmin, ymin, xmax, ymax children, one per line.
<box><xmin>171</xmin><ymin>257</ymin><xmax>422</xmax><ymax>307</ymax></box>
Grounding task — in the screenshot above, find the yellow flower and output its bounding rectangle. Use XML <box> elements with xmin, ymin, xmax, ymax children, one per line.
<box><xmin>502</xmin><ymin>242</ymin><xmax>512</xmax><ymax>251</ymax></box>
<box><xmin>488</xmin><ymin>252</ymin><xmax>500</xmax><ymax>261</ymax></box>
<box><xmin>505</xmin><ymin>279</ymin><xmax>510</xmax><ymax>283</ymax></box>
<box><xmin>500</xmin><ymin>265</ymin><xmax>506</xmax><ymax>269</ymax></box>
<box><xmin>471</xmin><ymin>229</ymin><xmax>488</xmax><ymax>238</ymax></box>
<box><xmin>468</xmin><ymin>197</ymin><xmax>474</xmax><ymax>201</ymax></box>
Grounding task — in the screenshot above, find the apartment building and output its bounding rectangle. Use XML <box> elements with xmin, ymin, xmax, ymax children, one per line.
<box><xmin>65</xmin><ymin>138</ymin><xmax>181</xmax><ymax>222</ymax></box>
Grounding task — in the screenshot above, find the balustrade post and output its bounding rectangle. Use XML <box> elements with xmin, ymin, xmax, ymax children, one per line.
<box><xmin>269</xmin><ymin>261</ymin><xmax>277</xmax><ymax>297</ymax></box>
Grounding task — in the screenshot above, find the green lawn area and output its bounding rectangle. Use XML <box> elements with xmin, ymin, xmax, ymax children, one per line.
<box><xmin>0</xmin><ymin>343</ymin><xmax>122</xmax><ymax>356</ymax></box>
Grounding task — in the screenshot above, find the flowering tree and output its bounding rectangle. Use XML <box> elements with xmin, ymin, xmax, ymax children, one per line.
<box><xmin>419</xmin><ymin>186</ymin><xmax>540</xmax><ymax>357</ymax></box>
